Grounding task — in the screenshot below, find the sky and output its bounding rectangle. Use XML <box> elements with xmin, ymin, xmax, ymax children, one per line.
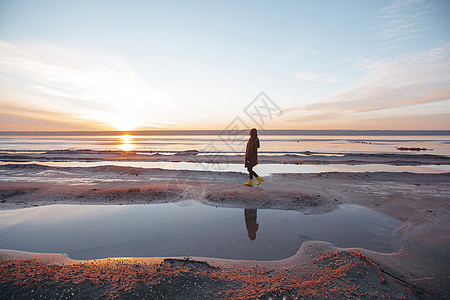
<box><xmin>0</xmin><ymin>0</ymin><xmax>449</xmax><ymax>131</ymax></box>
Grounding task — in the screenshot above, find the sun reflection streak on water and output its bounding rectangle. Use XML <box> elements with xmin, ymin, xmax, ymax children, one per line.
<box><xmin>118</xmin><ymin>134</ymin><xmax>135</xmax><ymax>151</ymax></box>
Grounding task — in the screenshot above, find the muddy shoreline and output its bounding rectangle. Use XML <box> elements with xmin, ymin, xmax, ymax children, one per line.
<box><xmin>0</xmin><ymin>165</ymin><xmax>449</xmax><ymax>298</ymax></box>
<box><xmin>1</xmin><ymin>149</ymin><xmax>449</xmax><ymax>166</ymax></box>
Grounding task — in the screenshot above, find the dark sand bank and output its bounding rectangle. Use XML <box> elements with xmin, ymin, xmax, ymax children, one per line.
<box><xmin>0</xmin><ymin>164</ymin><xmax>449</xmax><ymax>298</ymax></box>
<box><xmin>1</xmin><ymin>150</ymin><xmax>449</xmax><ymax>166</ymax></box>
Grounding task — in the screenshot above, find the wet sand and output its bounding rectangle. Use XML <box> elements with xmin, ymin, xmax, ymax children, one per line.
<box><xmin>1</xmin><ymin>149</ymin><xmax>449</xmax><ymax>166</ymax></box>
<box><xmin>0</xmin><ymin>163</ymin><xmax>449</xmax><ymax>298</ymax></box>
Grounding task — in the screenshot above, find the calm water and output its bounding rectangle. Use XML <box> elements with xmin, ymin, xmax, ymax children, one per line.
<box><xmin>1</xmin><ymin>133</ymin><xmax>449</xmax><ymax>174</ymax></box>
<box><xmin>0</xmin><ymin>202</ymin><xmax>402</xmax><ymax>260</ymax></box>
<box><xmin>1</xmin><ymin>134</ymin><xmax>449</xmax><ymax>155</ymax></box>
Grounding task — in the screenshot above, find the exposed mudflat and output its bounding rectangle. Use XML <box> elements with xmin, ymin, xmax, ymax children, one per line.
<box><xmin>0</xmin><ymin>164</ymin><xmax>449</xmax><ymax>298</ymax></box>
<box><xmin>1</xmin><ymin>149</ymin><xmax>449</xmax><ymax>166</ymax></box>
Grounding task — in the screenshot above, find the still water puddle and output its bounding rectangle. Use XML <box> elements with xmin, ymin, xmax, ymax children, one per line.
<box><xmin>0</xmin><ymin>202</ymin><xmax>402</xmax><ymax>261</ymax></box>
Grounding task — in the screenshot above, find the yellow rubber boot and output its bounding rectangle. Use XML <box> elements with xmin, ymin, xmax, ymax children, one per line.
<box><xmin>244</xmin><ymin>179</ymin><xmax>253</xmax><ymax>186</ymax></box>
<box><xmin>256</xmin><ymin>176</ymin><xmax>264</xmax><ymax>186</ymax></box>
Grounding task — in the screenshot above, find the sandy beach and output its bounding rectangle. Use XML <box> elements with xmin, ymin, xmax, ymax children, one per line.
<box><xmin>1</xmin><ymin>158</ymin><xmax>449</xmax><ymax>299</ymax></box>
<box><xmin>2</xmin><ymin>0</ymin><xmax>449</xmax><ymax>297</ymax></box>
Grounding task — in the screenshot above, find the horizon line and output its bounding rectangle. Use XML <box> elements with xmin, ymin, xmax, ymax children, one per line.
<box><xmin>0</xmin><ymin>129</ymin><xmax>449</xmax><ymax>136</ymax></box>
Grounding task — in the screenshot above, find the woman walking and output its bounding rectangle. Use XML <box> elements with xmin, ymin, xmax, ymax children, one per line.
<box><xmin>244</xmin><ymin>128</ymin><xmax>263</xmax><ymax>187</ymax></box>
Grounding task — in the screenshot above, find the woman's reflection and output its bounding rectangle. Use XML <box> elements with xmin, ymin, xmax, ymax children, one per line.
<box><xmin>244</xmin><ymin>209</ymin><xmax>259</xmax><ymax>240</ymax></box>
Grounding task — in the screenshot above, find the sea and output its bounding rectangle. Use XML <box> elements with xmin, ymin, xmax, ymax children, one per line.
<box><xmin>0</xmin><ymin>130</ymin><xmax>449</xmax><ymax>174</ymax></box>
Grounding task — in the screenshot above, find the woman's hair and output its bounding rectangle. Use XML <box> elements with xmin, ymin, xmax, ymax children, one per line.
<box><xmin>250</xmin><ymin>128</ymin><xmax>257</xmax><ymax>137</ymax></box>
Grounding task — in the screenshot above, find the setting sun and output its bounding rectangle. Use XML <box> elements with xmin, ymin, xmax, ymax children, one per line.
<box><xmin>109</xmin><ymin>113</ymin><xmax>142</xmax><ymax>131</ymax></box>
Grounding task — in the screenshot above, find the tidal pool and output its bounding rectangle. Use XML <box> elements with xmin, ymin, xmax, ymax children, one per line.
<box><xmin>0</xmin><ymin>202</ymin><xmax>402</xmax><ymax>260</ymax></box>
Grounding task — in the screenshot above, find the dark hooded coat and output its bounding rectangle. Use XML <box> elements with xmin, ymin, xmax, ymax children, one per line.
<box><xmin>245</xmin><ymin>135</ymin><xmax>260</xmax><ymax>168</ymax></box>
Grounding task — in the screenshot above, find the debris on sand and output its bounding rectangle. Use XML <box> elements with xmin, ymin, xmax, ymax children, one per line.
<box><xmin>396</xmin><ymin>147</ymin><xmax>431</xmax><ymax>151</ymax></box>
<box><xmin>0</xmin><ymin>248</ymin><xmax>426</xmax><ymax>299</ymax></box>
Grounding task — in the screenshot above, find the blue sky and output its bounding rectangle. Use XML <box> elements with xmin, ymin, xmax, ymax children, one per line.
<box><xmin>0</xmin><ymin>0</ymin><xmax>449</xmax><ymax>130</ymax></box>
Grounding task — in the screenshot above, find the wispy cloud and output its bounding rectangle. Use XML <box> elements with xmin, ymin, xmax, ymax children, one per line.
<box><xmin>283</xmin><ymin>44</ymin><xmax>450</xmax><ymax>128</ymax></box>
<box><xmin>0</xmin><ymin>41</ymin><xmax>173</xmax><ymax>130</ymax></box>
<box><xmin>376</xmin><ymin>0</ymin><xmax>434</xmax><ymax>46</ymax></box>
<box><xmin>294</xmin><ymin>72</ymin><xmax>341</xmax><ymax>84</ymax></box>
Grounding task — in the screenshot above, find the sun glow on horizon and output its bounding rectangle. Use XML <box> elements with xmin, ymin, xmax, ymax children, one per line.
<box><xmin>0</xmin><ymin>41</ymin><xmax>174</xmax><ymax>132</ymax></box>
<box><xmin>107</xmin><ymin>113</ymin><xmax>143</xmax><ymax>131</ymax></box>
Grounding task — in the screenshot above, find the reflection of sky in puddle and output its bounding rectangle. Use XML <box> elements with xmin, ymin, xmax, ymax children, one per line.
<box><xmin>0</xmin><ymin>203</ymin><xmax>402</xmax><ymax>260</ymax></box>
